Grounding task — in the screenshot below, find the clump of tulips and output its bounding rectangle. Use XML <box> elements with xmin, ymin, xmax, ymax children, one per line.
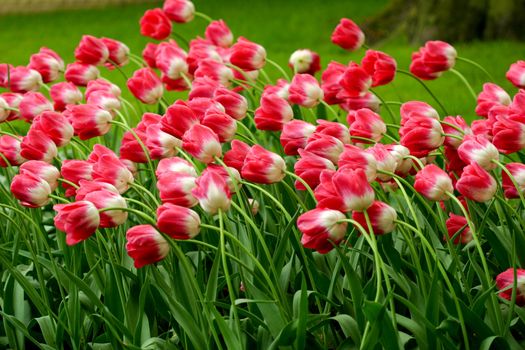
<box><xmin>1</xmin><ymin>0</ymin><xmax>525</xmax><ymax>348</ymax></box>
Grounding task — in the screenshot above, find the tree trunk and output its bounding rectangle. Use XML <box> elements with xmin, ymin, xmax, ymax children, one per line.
<box><xmin>362</xmin><ymin>0</ymin><xmax>525</xmax><ymax>44</ymax></box>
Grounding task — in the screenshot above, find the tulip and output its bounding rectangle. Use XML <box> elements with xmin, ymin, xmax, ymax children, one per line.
<box><xmin>495</xmin><ymin>268</ymin><xmax>525</xmax><ymax>306</ymax></box>
<box><xmin>339</xmin><ymin>93</ymin><xmax>380</xmax><ymax>113</ymax></box>
<box><xmin>347</xmin><ymin>108</ymin><xmax>386</xmax><ymax>143</ymax></box>
<box><xmin>442</xmin><ymin>116</ymin><xmax>471</xmax><ymax>148</ymax></box>
<box><xmin>294</xmin><ymin>149</ymin><xmax>335</xmax><ymax>190</ymax></box>
<box><xmin>142</xmin><ymin>42</ymin><xmax>159</xmax><ymax>68</ymax></box>
<box><xmin>53</xmin><ymin>201</ymin><xmax>100</xmax><ymax>245</ymax></box>
<box><xmin>338</xmin><ymin>144</ymin><xmax>377</xmax><ymax>182</ymax></box>
<box><xmin>475</xmin><ymin>83</ymin><xmax>511</xmax><ymax>117</ymax></box>
<box><xmin>385</xmin><ymin>144</ymin><xmax>413</xmax><ymax>177</ymax></box>
<box><xmin>366</xmin><ymin>144</ymin><xmax>397</xmax><ymax>182</ymax></box>
<box><xmin>189</xmin><ymin>76</ymin><xmax>219</xmax><ymax>99</ymax></box>
<box><xmin>19</xmin><ymin>92</ymin><xmax>54</xmax><ymax>122</ymax></box>
<box><xmin>321</xmin><ymin>61</ymin><xmax>346</xmax><ymax>104</ymax></box>
<box><xmin>280</xmin><ymin>120</ymin><xmax>316</xmax><ymax>155</ymax></box>
<box><xmin>20</xmin><ymin>127</ymin><xmax>58</xmax><ymax>163</ymax></box>
<box><xmin>163</xmin><ymin>0</ymin><xmax>195</xmax><ymax>23</ymax></box>
<box><xmin>338</xmin><ymin>63</ymin><xmax>371</xmax><ymax>98</ymax></box>
<box><xmin>445</xmin><ymin>213</ymin><xmax>472</xmax><ymax>244</ymax></box>
<box><xmin>352</xmin><ymin>200</ymin><xmax>397</xmax><ymax>235</ymax></box>
<box><xmin>230</xmin><ymin>37</ymin><xmax>266</xmax><ymax>70</ymax></box>
<box><xmin>254</xmin><ymin>93</ymin><xmax>293</xmax><ymax>131</ymax></box>
<box><xmin>187</xmin><ymin>37</ymin><xmax>223</xmax><ymax>74</ymax></box>
<box><xmin>64</xmin><ymin>104</ymin><xmax>113</xmax><ymax>140</ymax></box>
<box><xmin>361</xmin><ymin>50</ymin><xmax>396</xmax><ymax>87</ymax></box>
<box><xmin>75</xmin><ymin>180</ymin><xmax>119</xmax><ymax>201</ymax></box>
<box><xmin>146</xmin><ymin>123</ymin><xmax>182</xmax><ymax>160</ymax></box>
<box><xmin>263</xmin><ymin>79</ymin><xmax>290</xmax><ymax>99</ymax></box>
<box><xmin>501</xmin><ymin>163</ymin><xmax>525</xmax><ymax>199</ymax></box>
<box><xmin>241</xmin><ymin>145</ymin><xmax>286</xmax><ymax>184</ymax></box>
<box><xmin>140</xmin><ymin>8</ymin><xmax>172</xmax><ymax>40</ymax></box>
<box><xmin>203</xmin><ymin>164</ymin><xmax>241</xmax><ymax>193</ymax></box>
<box><xmin>32</xmin><ymin>111</ymin><xmax>73</xmax><ymax>148</ymax></box>
<box><xmin>298</xmin><ymin>208</ymin><xmax>348</xmax><ymax>253</ymax></box>
<box><xmin>192</xmin><ymin>171</ymin><xmax>231</xmax><ymax>214</ymax></box>
<box><xmin>214</xmin><ymin>87</ymin><xmax>248</xmax><ymax>121</ymax></box>
<box><xmin>492</xmin><ymin>113</ymin><xmax>525</xmax><ymax>154</ymax></box>
<box><xmin>155</xmin><ymin>41</ymin><xmax>189</xmax><ymax>80</ymax></box>
<box><xmin>414</xmin><ymin>164</ymin><xmax>453</xmax><ymax>201</ymax></box>
<box><xmin>86</xmin><ymin>79</ymin><xmax>121</xmax><ymax>99</ymax></box>
<box><xmin>161</xmin><ymin>102</ymin><xmax>200</xmax><ymax>139</ymax></box>
<box><xmin>101</xmin><ymin>37</ymin><xmax>130</xmax><ymax>68</ymax></box>
<box><xmin>288</xmin><ymin>74</ymin><xmax>324</xmax><ymax>108</ymax></box>
<box><xmin>332</xmin><ymin>167</ymin><xmax>374</xmax><ymax>212</ymax></box>
<box><xmin>83</xmin><ymin>187</ymin><xmax>128</xmax><ymax>228</ymax></box>
<box><xmin>194</xmin><ymin>59</ymin><xmax>234</xmax><ymax>87</ymax></box>
<box><xmin>0</xmin><ymin>92</ymin><xmax>22</xmax><ymax>121</ymax></box>
<box><xmin>60</xmin><ymin>160</ymin><xmax>93</xmax><ymax>197</ymax></box>
<box><xmin>314</xmin><ymin>170</ymin><xmax>346</xmax><ymax>212</ymax></box>
<box><xmin>399</xmin><ymin>116</ymin><xmax>444</xmax><ymax>157</ymax></box>
<box><xmin>156</xmin><ymin>157</ymin><xmax>197</xmax><ymax>178</ymax></box>
<box><xmin>50</xmin><ymin>82</ymin><xmax>83</xmax><ymax>111</ymax></box>
<box><xmin>506</xmin><ymin>61</ymin><xmax>525</xmax><ymax>89</ymax></box>
<box><xmin>126</xmin><ymin>225</ymin><xmax>170</xmax><ymax>268</ymax></box>
<box><xmin>331</xmin><ymin>18</ymin><xmax>365</xmax><ymax>51</ymax></box>
<box><xmin>400</xmin><ymin>101</ymin><xmax>439</xmax><ymax>126</ymax></box>
<box><xmin>8</xmin><ymin>66</ymin><xmax>42</xmax><ymax>93</ymax></box>
<box><xmin>65</xmin><ymin>62</ymin><xmax>100</xmax><ymax>86</ymax></box>
<box><xmin>223</xmin><ymin>139</ymin><xmax>250</xmax><ymax>172</ymax></box>
<box><xmin>74</xmin><ymin>35</ymin><xmax>109</xmax><ymax>66</ymax></box>
<box><xmin>205</xmin><ymin>20</ymin><xmax>234</xmax><ymax>48</ymax></box>
<box><xmin>182</xmin><ymin>124</ymin><xmax>222</xmax><ymax>163</ymax></box>
<box><xmin>157</xmin><ymin>172</ymin><xmax>198</xmax><ymax>207</ymax></box>
<box><xmin>455</xmin><ymin>163</ymin><xmax>497</xmax><ymax>202</ymax></box>
<box><xmin>10</xmin><ymin>172</ymin><xmax>51</xmax><ymax>208</ymax></box>
<box><xmin>127</xmin><ymin>68</ymin><xmax>164</xmax><ymax>105</ymax></box>
<box><xmin>201</xmin><ymin>107</ymin><xmax>237</xmax><ymax>142</ymax></box>
<box><xmin>28</xmin><ymin>47</ymin><xmax>64</xmax><ymax>83</ymax></box>
<box><xmin>0</xmin><ymin>135</ymin><xmax>25</xmax><ymax>167</ymax></box>
<box><xmin>457</xmin><ymin>135</ymin><xmax>499</xmax><ymax>170</ymax></box>
<box><xmin>157</xmin><ymin>203</ymin><xmax>201</xmax><ymax>239</ymax></box>
<box><xmin>86</xmin><ymin>90</ymin><xmax>121</xmax><ymax>112</ymax></box>
<box><xmin>288</xmin><ymin>49</ymin><xmax>321</xmax><ymax>75</ymax></box>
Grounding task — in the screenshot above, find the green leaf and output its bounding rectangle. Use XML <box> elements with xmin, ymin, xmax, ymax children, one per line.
<box><xmin>35</xmin><ymin>316</ymin><xmax>56</xmax><ymax>347</ymax></box>
<box><xmin>294</xmin><ymin>276</ymin><xmax>308</xmax><ymax>350</ymax></box>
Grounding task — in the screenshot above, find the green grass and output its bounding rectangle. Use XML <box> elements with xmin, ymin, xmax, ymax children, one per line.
<box><xmin>0</xmin><ymin>0</ymin><xmax>523</xmax><ymax>119</ymax></box>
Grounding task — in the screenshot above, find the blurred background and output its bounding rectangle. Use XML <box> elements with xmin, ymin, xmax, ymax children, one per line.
<box><xmin>0</xmin><ymin>0</ymin><xmax>524</xmax><ymax>118</ymax></box>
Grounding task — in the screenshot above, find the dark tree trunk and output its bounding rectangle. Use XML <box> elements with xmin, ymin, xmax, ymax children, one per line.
<box><xmin>362</xmin><ymin>0</ymin><xmax>525</xmax><ymax>44</ymax></box>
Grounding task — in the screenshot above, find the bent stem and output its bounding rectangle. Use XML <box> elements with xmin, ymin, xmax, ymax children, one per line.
<box><xmin>396</xmin><ymin>69</ymin><xmax>448</xmax><ymax>115</ymax></box>
<box><xmin>448</xmin><ymin>68</ymin><xmax>477</xmax><ymax>101</ymax></box>
<box><xmin>284</xmin><ymin>170</ymin><xmax>316</xmax><ymax>201</ymax></box>
<box><xmin>98</xmin><ymin>206</ymin><xmax>157</xmax><ymax>226</ymax></box>
<box><xmin>445</xmin><ymin>191</ymin><xmax>502</xmax><ymax>332</ymax></box>
<box><xmin>266</xmin><ymin>58</ymin><xmax>290</xmax><ymax>80</ymax></box>
<box><xmin>456</xmin><ymin>56</ymin><xmax>495</xmax><ymax>82</ymax></box>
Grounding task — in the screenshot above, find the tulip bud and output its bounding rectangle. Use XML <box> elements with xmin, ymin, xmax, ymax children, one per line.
<box><xmin>54</xmin><ymin>201</ymin><xmax>100</xmax><ymax>245</ymax></box>
<box><xmin>298</xmin><ymin>208</ymin><xmax>348</xmax><ymax>253</ymax></box>
<box><xmin>126</xmin><ymin>225</ymin><xmax>170</xmax><ymax>268</ymax></box>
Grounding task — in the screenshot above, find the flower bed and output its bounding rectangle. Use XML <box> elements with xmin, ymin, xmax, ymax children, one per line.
<box><xmin>1</xmin><ymin>0</ymin><xmax>525</xmax><ymax>348</ymax></box>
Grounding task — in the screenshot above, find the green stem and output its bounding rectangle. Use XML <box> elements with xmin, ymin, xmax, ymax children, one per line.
<box><xmin>98</xmin><ymin>206</ymin><xmax>157</xmax><ymax>226</ymax></box>
<box><xmin>456</xmin><ymin>56</ymin><xmax>495</xmax><ymax>82</ymax></box>
<box><xmin>194</xmin><ymin>11</ymin><xmax>213</xmax><ymax>23</ymax></box>
<box><xmin>396</xmin><ymin>69</ymin><xmax>448</xmax><ymax>115</ymax></box>
<box><xmin>266</xmin><ymin>58</ymin><xmax>290</xmax><ymax>80</ymax></box>
<box><xmin>284</xmin><ymin>170</ymin><xmax>315</xmax><ymax>201</ymax></box>
<box><xmin>448</xmin><ymin>68</ymin><xmax>477</xmax><ymax>101</ymax></box>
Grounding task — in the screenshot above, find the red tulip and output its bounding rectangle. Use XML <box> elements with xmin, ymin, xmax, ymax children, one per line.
<box><xmin>140</xmin><ymin>8</ymin><xmax>172</xmax><ymax>40</ymax></box>
<box><xmin>192</xmin><ymin>171</ymin><xmax>231</xmax><ymax>214</ymax></box>
<box><xmin>214</xmin><ymin>87</ymin><xmax>248</xmax><ymax>120</ymax></box>
<box><xmin>496</xmin><ymin>268</ymin><xmax>525</xmax><ymax>306</ymax></box>
<box><xmin>201</xmin><ymin>107</ymin><xmax>237</xmax><ymax>142</ymax></box>
<box><xmin>0</xmin><ymin>92</ymin><xmax>22</xmax><ymax>121</ymax></box>
<box><xmin>332</xmin><ymin>167</ymin><xmax>374</xmax><ymax>212</ymax></box>
<box><xmin>442</xmin><ymin>116</ymin><xmax>471</xmax><ymax>148</ymax></box>
<box><xmin>126</xmin><ymin>225</ymin><xmax>170</xmax><ymax>268</ymax></box>
<box><xmin>156</xmin><ymin>157</ymin><xmax>197</xmax><ymax>178</ymax></box>
<box><xmin>492</xmin><ymin>113</ymin><xmax>525</xmax><ymax>154</ymax></box>
<box><xmin>347</xmin><ymin>108</ymin><xmax>386</xmax><ymax>143</ymax></box>
<box><xmin>361</xmin><ymin>50</ymin><xmax>396</xmax><ymax>87</ymax></box>
<box><xmin>10</xmin><ymin>172</ymin><xmax>51</xmax><ymax>208</ymax></box>
<box><xmin>223</xmin><ymin>139</ymin><xmax>250</xmax><ymax>172</ymax></box>
<box><xmin>241</xmin><ymin>145</ymin><xmax>286</xmax><ymax>184</ymax></box>
<box><xmin>64</xmin><ymin>104</ymin><xmax>113</xmax><ymax>140</ymax></box>
<box><xmin>28</xmin><ymin>47</ymin><xmax>64</xmax><ymax>83</ymax></box>
<box><xmin>399</xmin><ymin>116</ymin><xmax>444</xmax><ymax>157</ymax></box>
<box><xmin>502</xmin><ymin>163</ymin><xmax>525</xmax><ymax>199</ymax></box>
<box><xmin>65</xmin><ymin>62</ymin><xmax>100</xmax><ymax>86</ymax></box>
<box><xmin>331</xmin><ymin>18</ymin><xmax>365</xmax><ymax>51</ymax></box>
<box><xmin>445</xmin><ymin>213</ymin><xmax>472</xmax><ymax>244</ymax></box>
<box><xmin>0</xmin><ymin>135</ymin><xmax>25</xmax><ymax>167</ymax></box>
<box><xmin>366</xmin><ymin>144</ymin><xmax>397</xmax><ymax>182</ymax></box>
<box><xmin>50</xmin><ymin>82</ymin><xmax>83</xmax><ymax>111</ymax></box>
<box><xmin>321</xmin><ymin>61</ymin><xmax>346</xmax><ymax>104</ymax></box>
<box><xmin>60</xmin><ymin>160</ymin><xmax>93</xmax><ymax>197</ymax></box>
<box><xmin>32</xmin><ymin>111</ymin><xmax>74</xmax><ymax>148</ymax></box>
<box><xmin>194</xmin><ymin>59</ymin><xmax>234</xmax><ymax>87</ymax></box>
<box><xmin>475</xmin><ymin>83</ymin><xmax>511</xmax><ymax>117</ymax></box>
<box><xmin>86</xmin><ymin>79</ymin><xmax>121</xmax><ymax>100</ymax></box>
<box><xmin>157</xmin><ymin>172</ymin><xmax>198</xmax><ymax>207</ymax></box>
<box><xmin>83</xmin><ymin>186</ymin><xmax>128</xmax><ymax>228</ymax></box>
<box><xmin>288</xmin><ymin>49</ymin><xmax>321</xmax><ymax>75</ymax></box>
<box><xmin>20</xmin><ymin>127</ymin><xmax>57</xmax><ymax>163</ymax></box>
<box><xmin>414</xmin><ymin>164</ymin><xmax>453</xmax><ymax>201</ymax></box>
<box><xmin>19</xmin><ymin>92</ymin><xmax>54</xmax><ymax>122</ymax></box>
<box><xmin>457</xmin><ymin>135</ymin><xmax>499</xmax><ymax>170</ymax></box>
<box><xmin>338</xmin><ymin>63</ymin><xmax>371</xmax><ymax>98</ymax></box>
<box><xmin>314</xmin><ymin>169</ymin><xmax>347</xmax><ymax>212</ymax></box>
<box><xmin>127</xmin><ymin>68</ymin><xmax>164</xmax><ymax>105</ymax></box>
<box><xmin>182</xmin><ymin>124</ymin><xmax>222</xmax><ymax>163</ymax></box>
<box><xmin>155</xmin><ymin>41</ymin><xmax>189</xmax><ymax>80</ymax></box>
<box><xmin>352</xmin><ymin>200</ymin><xmax>397</xmax><ymax>235</ymax></box>
<box><xmin>230</xmin><ymin>37</ymin><xmax>266</xmax><ymax>70</ymax></box>
<box><xmin>298</xmin><ymin>208</ymin><xmax>347</xmax><ymax>253</ymax></box>
<box><xmin>254</xmin><ymin>93</ymin><xmax>293</xmax><ymax>131</ymax></box>
<box><xmin>8</xmin><ymin>66</ymin><xmax>42</xmax><ymax>93</ymax></box>
<box><xmin>157</xmin><ymin>203</ymin><xmax>201</xmax><ymax>239</ymax></box>
<box><xmin>205</xmin><ymin>20</ymin><xmax>234</xmax><ymax>48</ymax></box>
<box><xmin>455</xmin><ymin>163</ymin><xmax>496</xmax><ymax>202</ymax></box>
<box><xmin>163</xmin><ymin>0</ymin><xmax>195</xmax><ymax>23</ymax></box>
<box><xmin>74</xmin><ymin>35</ymin><xmax>109</xmax><ymax>66</ymax></box>
<box><xmin>294</xmin><ymin>149</ymin><xmax>335</xmax><ymax>190</ymax></box>
<box><xmin>400</xmin><ymin>101</ymin><xmax>439</xmax><ymax>126</ymax></box>
<box><xmin>101</xmin><ymin>37</ymin><xmax>130</xmax><ymax>68</ymax></box>
<box><xmin>54</xmin><ymin>201</ymin><xmax>100</xmax><ymax>245</ymax></box>
<box><xmin>339</xmin><ymin>93</ymin><xmax>380</xmax><ymax>113</ymax></box>
<box><xmin>338</xmin><ymin>144</ymin><xmax>377</xmax><ymax>182</ymax></box>
<box><xmin>280</xmin><ymin>120</ymin><xmax>316</xmax><ymax>155</ymax></box>
<box><xmin>506</xmin><ymin>61</ymin><xmax>525</xmax><ymax>89</ymax></box>
<box><xmin>288</xmin><ymin>74</ymin><xmax>324</xmax><ymax>108</ymax></box>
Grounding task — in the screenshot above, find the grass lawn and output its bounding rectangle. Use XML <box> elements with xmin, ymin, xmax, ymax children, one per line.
<box><xmin>0</xmin><ymin>0</ymin><xmax>524</xmax><ymax>120</ymax></box>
